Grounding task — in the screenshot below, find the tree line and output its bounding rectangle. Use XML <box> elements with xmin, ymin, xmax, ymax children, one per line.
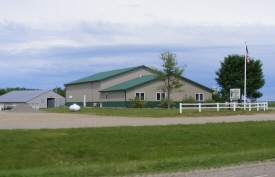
<box><xmin>0</xmin><ymin>87</ymin><xmax>38</xmax><ymax>96</ymax></box>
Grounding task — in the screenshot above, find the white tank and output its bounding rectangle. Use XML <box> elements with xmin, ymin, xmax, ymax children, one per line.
<box><xmin>69</xmin><ymin>104</ymin><xmax>80</xmax><ymax>111</ymax></box>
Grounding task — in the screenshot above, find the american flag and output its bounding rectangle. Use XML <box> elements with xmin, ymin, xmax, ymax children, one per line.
<box><xmin>246</xmin><ymin>45</ymin><xmax>250</xmax><ymax>63</ymax></box>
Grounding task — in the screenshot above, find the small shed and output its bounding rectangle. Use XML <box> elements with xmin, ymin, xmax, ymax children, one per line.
<box><xmin>0</xmin><ymin>90</ymin><xmax>65</xmax><ymax>110</ymax></box>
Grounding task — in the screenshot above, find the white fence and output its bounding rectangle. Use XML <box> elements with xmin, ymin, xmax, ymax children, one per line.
<box><xmin>179</xmin><ymin>102</ymin><xmax>268</xmax><ymax>113</ymax></box>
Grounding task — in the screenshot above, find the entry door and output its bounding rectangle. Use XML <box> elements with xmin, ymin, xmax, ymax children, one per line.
<box><xmin>47</xmin><ymin>98</ymin><xmax>55</xmax><ymax>108</ymax></box>
<box><xmin>83</xmin><ymin>95</ymin><xmax>86</xmax><ymax>107</ymax></box>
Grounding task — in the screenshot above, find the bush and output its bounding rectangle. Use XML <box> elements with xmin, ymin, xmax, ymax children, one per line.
<box><xmin>158</xmin><ymin>98</ymin><xmax>175</xmax><ymax>108</ymax></box>
<box><xmin>212</xmin><ymin>93</ymin><xmax>227</xmax><ymax>103</ymax></box>
<box><xmin>204</xmin><ymin>98</ymin><xmax>216</xmax><ymax>107</ymax></box>
<box><xmin>181</xmin><ymin>95</ymin><xmax>196</xmax><ymax>107</ymax></box>
<box><xmin>150</xmin><ymin>104</ymin><xmax>155</xmax><ymax>108</ymax></box>
<box><xmin>128</xmin><ymin>97</ymin><xmax>147</xmax><ymax>108</ymax></box>
<box><xmin>204</xmin><ymin>98</ymin><xmax>215</xmax><ymax>103</ymax></box>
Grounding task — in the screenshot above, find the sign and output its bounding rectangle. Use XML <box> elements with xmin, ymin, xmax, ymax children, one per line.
<box><xmin>230</xmin><ymin>88</ymin><xmax>241</xmax><ymax>101</ymax></box>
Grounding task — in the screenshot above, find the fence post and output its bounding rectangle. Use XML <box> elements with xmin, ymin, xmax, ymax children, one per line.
<box><xmin>217</xmin><ymin>103</ymin><xmax>219</xmax><ymax>112</ymax></box>
<box><xmin>199</xmin><ymin>103</ymin><xmax>201</xmax><ymax>112</ymax></box>
<box><xmin>257</xmin><ymin>103</ymin><xmax>259</xmax><ymax>111</ymax></box>
<box><xmin>263</xmin><ymin>102</ymin><xmax>266</xmax><ymax>111</ymax></box>
<box><xmin>180</xmin><ymin>103</ymin><xmax>182</xmax><ymax>113</ymax></box>
<box><xmin>249</xmin><ymin>103</ymin><xmax>251</xmax><ymax>111</ymax></box>
<box><xmin>266</xmin><ymin>102</ymin><xmax>268</xmax><ymax>111</ymax></box>
<box><xmin>233</xmin><ymin>102</ymin><xmax>236</xmax><ymax>111</ymax></box>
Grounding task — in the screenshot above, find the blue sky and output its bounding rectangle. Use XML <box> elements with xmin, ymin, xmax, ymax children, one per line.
<box><xmin>1</xmin><ymin>0</ymin><xmax>274</xmax><ymax>101</ymax></box>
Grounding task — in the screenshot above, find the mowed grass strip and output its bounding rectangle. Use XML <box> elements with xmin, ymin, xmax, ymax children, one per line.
<box><xmin>268</xmin><ymin>101</ymin><xmax>275</xmax><ymax>107</ymax></box>
<box><xmin>39</xmin><ymin>106</ymin><xmax>274</xmax><ymax>117</ymax></box>
<box><xmin>1</xmin><ymin>121</ymin><xmax>275</xmax><ymax>176</ymax></box>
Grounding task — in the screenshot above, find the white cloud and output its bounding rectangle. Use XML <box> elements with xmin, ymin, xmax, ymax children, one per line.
<box><xmin>0</xmin><ymin>0</ymin><xmax>274</xmax><ymax>99</ymax></box>
<box><xmin>2</xmin><ymin>39</ymin><xmax>84</xmax><ymax>53</ymax></box>
<box><xmin>1</xmin><ymin>0</ymin><xmax>275</xmax><ymax>29</ymax></box>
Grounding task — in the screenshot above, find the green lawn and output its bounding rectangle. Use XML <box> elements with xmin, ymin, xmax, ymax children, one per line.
<box><xmin>39</xmin><ymin>106</ymin><xmax>273</xmax><ymax>117</ymax></box>
<box><xmin>1</xmin><ymin>121</ymin><xmax>275</xmax><ymax>176</ymax></box>
<box><xmin>268</xmin><ymin>101</ymin><xmax>275</xmax><ymax>107</ymax></box>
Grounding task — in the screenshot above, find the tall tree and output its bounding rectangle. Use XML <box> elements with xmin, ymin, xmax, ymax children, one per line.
<box><xmin>215</xmin><ymin>54</ymin><xmax>265</xmax><ymax>100</ymax></box>
<box><xmin>53</xmin><ymin>87</ymin><xmax>65</xmax><ymax>97</ymax></box>
<box><xmin>151</xmin><ymin>50</ymin><xmax>186</xmax><ymax>110</ymax></box>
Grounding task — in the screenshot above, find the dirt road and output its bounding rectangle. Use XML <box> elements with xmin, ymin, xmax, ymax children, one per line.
<box><xmin>0</xmin><ymin>111</ymin><xmax>275</xmax><ymax>129</ymax></box>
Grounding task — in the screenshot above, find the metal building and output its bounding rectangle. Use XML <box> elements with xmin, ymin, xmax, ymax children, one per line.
<box><xmin>0</xmin><ymin>90</ymin><xmax>65</xmax><ymax>110</ymax></box>
<box><xmin>64</xmin><ymin>65</ymin><xmax>213</xmax><ymax>108</ymax></box>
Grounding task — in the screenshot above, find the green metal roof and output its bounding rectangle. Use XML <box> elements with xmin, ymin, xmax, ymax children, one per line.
<box><xmin>64</xmin><ymin>65</ymin><xmax>147</xmax><ymax>85</ymax></box>
<box><xmin>100</xmin><ymin>75</ymin><xmax>158</xmax><ymax>92</ymax></box>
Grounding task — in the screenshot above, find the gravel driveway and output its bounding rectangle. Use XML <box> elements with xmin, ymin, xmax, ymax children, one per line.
<box><xmin>0</xmin><ymin>111</ymin><xmax>275</xmax><ymax>129</ymax></box>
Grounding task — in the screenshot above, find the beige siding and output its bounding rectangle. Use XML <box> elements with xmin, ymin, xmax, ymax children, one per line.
<box><xmin>100</xmin><ymin>91</ymin><xmax>125</xmax><ymax>102</ymax></box>
<box><xmin>126</xmin><ymin>79</ymin><xmax>212</xmax><ymax>102</ymax></box>
<box><xmin>66</xmin><ymin>81</ymin><xmax>101</xmax><ymax>102</ymax></box>
<box><xmin>66</xmin><ymin>68</ymin><xmax>152</xmax><ymax>103</ymax></box>
<box><xmin>101</xmin><ymin>68</ymin><xmax>152</xmax><ymax>89</ymax></box>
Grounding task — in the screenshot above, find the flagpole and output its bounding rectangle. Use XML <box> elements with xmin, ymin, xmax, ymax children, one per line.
<box><xmin>244</xmin><ymin>42</ymin><xmax>247</xmax><ymax>110</ymax></box>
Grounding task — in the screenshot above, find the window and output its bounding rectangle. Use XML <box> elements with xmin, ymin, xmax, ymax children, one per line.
<box><xmin>105</xmin><ymin>93</ymin><xmax>108</xmax><ymax>100</ymax></box>
<box><xmin>156</xmin><ymin>92</ymin><xmax>166</xmax><ymax>101</ymax></box>
<box><xmin>135</xmin><ymin>92</ymin><xmax>145</xmax><ymax>100</ymax></box>
<box><xmin>195</xmin><ymin>93</ymin><xmax>204</xmax><ymax>101</ymax></box>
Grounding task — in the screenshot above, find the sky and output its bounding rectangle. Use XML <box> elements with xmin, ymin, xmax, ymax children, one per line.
<box><xmin>0</xmin><ymin>0</ymin><xmax>274</xmax><ymax>101</ymax></box>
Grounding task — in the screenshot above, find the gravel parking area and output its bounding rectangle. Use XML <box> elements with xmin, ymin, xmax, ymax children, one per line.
<box><xmin>0</xmin><ymin>111</ymin><xmax>275</xmax><ymax>129</ymax></box>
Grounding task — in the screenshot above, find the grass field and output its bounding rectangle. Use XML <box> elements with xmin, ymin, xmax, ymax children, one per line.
<box><xmin>39</xmin><ymin>106</ymin><xmax>273</xmax><ymax>117</ymax></box>
<box><xmin>268</xmin><ymin>101</ymin><xmax>275</xmax><ymax>107</ymax></box>
<box><xmin>1</xmin><ymin>121</ymin><xmax>275</xmax><ymax>176</ymax></box>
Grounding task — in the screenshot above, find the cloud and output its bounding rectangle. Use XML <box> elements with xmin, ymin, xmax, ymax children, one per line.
<box><xmin>1</xmin><ymin>1</ymin><xmax>274</xmax><ymax>100</ymax></box>
<box><xmin>1</xmin><ymin>1</ymin><xmax>275</xmax><ymax>28</ymax></box>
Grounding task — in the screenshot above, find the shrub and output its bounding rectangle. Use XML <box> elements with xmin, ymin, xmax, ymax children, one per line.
<box><xmin>150</xmin><ymin>104</ymin><xmax>155</xmax><ymax>108</ymax></box>
<box><xmin>128</xmin><ymin>96</ymin><xmax>147</xmax><ymax>108</ymax></box>
<box><xmin>212</xmin><ymin>93</ymin><xmax>227</xmax><ymax>103</ymax></box>
<box><xmin>204</xmin><ymin>98</ymin><xmax>216</xmax><ymax>107</ymax></box>
<box><xmin>181</xmin><ymin>95</ymin><xmax>196</xmax><ymax>107</ymax></box>
<box><xmin>204</xmin><ymin>98</ymin><xmax>215</xmax><ymax>103</ymax></box>
<box><xmin>158</xmin><ymin>98</ymin><xmax>175</xmax><ymax>108</ymax></box>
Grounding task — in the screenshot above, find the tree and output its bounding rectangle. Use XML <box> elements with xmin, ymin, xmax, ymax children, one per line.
<box><xmin>151</xmin><ymin>50</ymin><xmax>187</xmax><ymax>110</ymax></box>
<box><xmin>53</xmin><ymin>87</ymin><xmax>65</xmax><ymax>97</ymax></box>
<box><xmin>215</xmin><ymin>54</ymin><xmax>265</xmax><ymax>100</ymax></box>
<box><xmin>0</xmin><ymin>89</ymin><xmax>6</xmax><ymax>96</ymax></box>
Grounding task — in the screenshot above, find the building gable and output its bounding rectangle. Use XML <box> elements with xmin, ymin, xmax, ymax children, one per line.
<box><xmin>100</xmin><ymin>75</ymin><xmax>158</xmax><ymax>92</ymax></box>
<box><xmin>64</xmin><ymin>65</ymin><xmax>148</xmax><ymax>86</ymax></box>
<box><xmin>99</xmin><ymin>74</ymin><xmax>213</xmax><ymax>93</ymax></box>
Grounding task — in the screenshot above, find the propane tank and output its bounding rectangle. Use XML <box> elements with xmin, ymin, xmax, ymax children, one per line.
<box><xmin>69</xmin><ymin>104</ymin><xmax>80</xmax><ymax>111</ymax></box>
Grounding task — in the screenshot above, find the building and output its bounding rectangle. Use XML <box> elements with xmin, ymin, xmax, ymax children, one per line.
<box><xmin>64</xmin><ymin>65</ymin><xmax>213</xmax><ymax>107</ymax></box>
<box><xmin>0</xmin><ymin>90</ymin><xmax>65</xmax><ymax>110</ymax></box>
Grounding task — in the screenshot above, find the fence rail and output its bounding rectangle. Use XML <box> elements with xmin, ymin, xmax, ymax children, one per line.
<box><xmin>179</xmin><ymin>102</ymin><xmax>268</xmax><ymax>113</ymax></box>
